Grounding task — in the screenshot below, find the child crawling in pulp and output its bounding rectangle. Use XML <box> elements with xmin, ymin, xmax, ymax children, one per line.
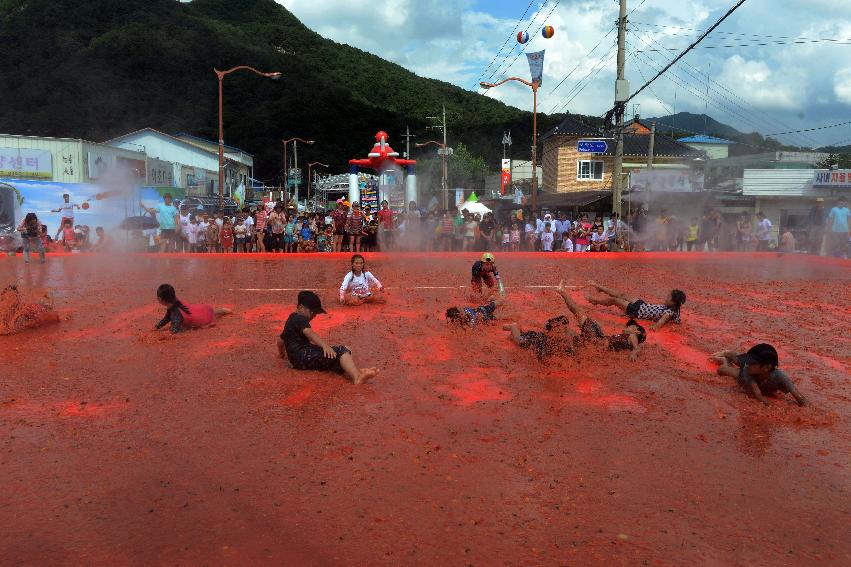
<box><xmin>445</xmin><ymin>296</ymin><xmax>503</xmax><ymax>327</ymax></box>
<box><xmin>154</xmin><ymin>284</ymin><xmax>231</xmax><ymax>333</ymax></box>
<box><xmin>503</xmin><ymin>280</ymin><xmax>646</xmax><ymax>360</ymax></box>
<box><xmin>711</xmin><ymin>343</ymin><xmax>808</xmax><ymax>406</ymax></box>
<box><xmin>278</xmin><ymin>290</ymin><xmax>378</xmax><ymax>384</ymax></box>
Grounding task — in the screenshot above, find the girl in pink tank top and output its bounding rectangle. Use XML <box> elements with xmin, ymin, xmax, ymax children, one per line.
<box><xmin>154</xmin><ymin>284</ymin><xmax>231</xmax><ymax>334</ymax></box>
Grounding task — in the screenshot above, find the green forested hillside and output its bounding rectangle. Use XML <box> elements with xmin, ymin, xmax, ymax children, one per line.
<box><xmin>0</xmin><ymin>0</ymin><xmax>572</xmax><ymax>182</ymax></box>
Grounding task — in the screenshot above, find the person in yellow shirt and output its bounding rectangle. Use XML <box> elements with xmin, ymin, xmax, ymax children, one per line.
<box><xmin>686</xmin><ymin>217</ymin><xmax>700</xmax><ymax>251</ymax></box>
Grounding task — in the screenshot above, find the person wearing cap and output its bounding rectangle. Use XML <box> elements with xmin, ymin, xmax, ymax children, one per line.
<box><xmin>711</xmin><ymin>344</ymin><xmax>808</xmax><ymax>406</ymax></box>
<box><xmin>277</xmin><ymin>291</ymin><xmax>378</xmax><ymax>384</ymax></box>
<box><xmin>470</xmin><ymin>252</ymin><xmax>505</xmax><ymax>297</ymax></box>
<box><xmin>807</xmin><ymin>198</ymin><xmax>827</xmax><ymax>255</ymax></box>
<box><xmin>827</xmin><ymin>196</ymin><xmax>850</xmax><ymax>258</ymax></box>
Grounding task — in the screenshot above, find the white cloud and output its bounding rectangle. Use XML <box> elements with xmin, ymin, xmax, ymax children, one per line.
<box><xmin>834</xmin><ymin>68</ymin><xmax>851</xmax><ymax>105</ymax></box>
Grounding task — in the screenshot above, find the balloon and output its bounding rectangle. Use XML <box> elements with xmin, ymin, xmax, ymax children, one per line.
<box><xmin>517</xmin><ymin>31</ymin><xmax>529</xmax><ymax>44</ymax></box>
<box><xmin>81</xmin><ymin>202</ymin><xmax>90</xmax><ymax>210</ymax></box>
<box><xmin>542</xmin><ymin>25</ymin><xmax>555</xmax><ymax>39</ymax></box>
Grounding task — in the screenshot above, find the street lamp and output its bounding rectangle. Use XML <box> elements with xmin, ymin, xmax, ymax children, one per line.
<box><xmin>416</xmin><ymin>140</ymin><xmax>448</xmax><ymax>210</ymax></box>
<box><xmin>480</xmin><ymin>77</ymin><xmax>539</xmax><ymax>212</ymax></box>
<box><xmin>282</xmin><ymin>137</ymin><xmax>315</xmax><ymax>205</ymax></box>
<box><xmin>306</xmin><ymin>161</ymin><xmax>328</xmax><ymax>211</ymax></box>
<box><xmin>215</xmin><ymin>66</ymin><xmax>281</xmax><ymax>210</ymax></box>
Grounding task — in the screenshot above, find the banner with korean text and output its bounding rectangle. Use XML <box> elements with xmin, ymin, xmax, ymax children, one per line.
<box><xmin>0</xmin><ymin>148</ymin><xmax>52</xmax><ymax>179</ymax></box>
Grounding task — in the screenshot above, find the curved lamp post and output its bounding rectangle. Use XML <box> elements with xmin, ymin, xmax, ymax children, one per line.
<box><xmin>480</xmin><ymin>77</ymin><xmax>540</xmax><ymax>212</ymax></box>
<box><xmin>215</xmin><ymin>66</ymin><xmax>281</xmax><ymax>210</ymax></box>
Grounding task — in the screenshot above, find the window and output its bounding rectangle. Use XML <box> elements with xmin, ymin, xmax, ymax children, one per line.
<box><xmin>577</xmin><ymin>160</ymin><xmax>604</xmax><ymax>181</ymax></box>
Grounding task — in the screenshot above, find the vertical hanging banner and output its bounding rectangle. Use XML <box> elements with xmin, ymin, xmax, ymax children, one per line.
<box><xmin>526</xmin><ymin>50</ymin><xmax>545</xmax><ymax>85</ymax></box>
<box><xmin>500</xmin><ymin>159</ymin><xmax>511</xmax><ymax>195</ymax></box>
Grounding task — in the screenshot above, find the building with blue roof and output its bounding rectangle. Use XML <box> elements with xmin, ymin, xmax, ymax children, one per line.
<box><xmin>677</xmin><ymin>135</ymin><xmax>736</xmax><ymax>160</ymax></box>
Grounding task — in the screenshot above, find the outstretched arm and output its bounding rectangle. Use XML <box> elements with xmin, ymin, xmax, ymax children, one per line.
<box><xmin>303</xmin><ymin>328</ymin><xmax>336</xmax><ymax>359</ymax></box>
<box><xmin>628</xmin><ymin>334</ymin><xmax>641</xmax><ymax>361</ymax></box>
<box><xmin>748</xmin><ymin>382</ymin><xmax>771</xmax><ymax>405</ymax></box>
<box><xmin>651</xmin><ymin>312</ymin><xmax>673</xmax><ymax>331</ymax></box>
<box><xmin>789</xmin><ymin>384</ymin><xmax>808</xmax><ymax>407</ymax></box>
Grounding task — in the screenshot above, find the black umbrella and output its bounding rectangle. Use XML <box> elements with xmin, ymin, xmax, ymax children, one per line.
<box><xmin>119</xmin><ymin>214</ymin><xmax>159</xmax><ymax>230</ymax></box>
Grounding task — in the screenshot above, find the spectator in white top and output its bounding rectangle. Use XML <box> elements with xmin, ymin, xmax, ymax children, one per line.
<box><xmin>756</xmin><ymin>212</ymin><xmax>773</xmax><ymax>252</ymax></box>
<box><xmin>540</xmin><ymin>222</ymin><xmax>555</xmax><ymax>251</ymax></box>
<box><xmin>339</xmin><ymin>254</ymin><xmax>386</xmax><ymax>305</ymax></box>
<box><xmin>591</xmin><ymin>226</ymin><xmax>611</xmax><ymax>252</ymax></box>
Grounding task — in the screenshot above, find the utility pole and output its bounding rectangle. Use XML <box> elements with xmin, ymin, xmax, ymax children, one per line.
<box><xmin>646</xmin><ymin>120</ymin><xmax>656</xmax><ymax>213</ymax></box>
<box><xmin>293</xmin><ymin>140</ymin><xmax>299</xmax><ymax>204</ymax></box>
<box><xmin>426</xmin><ymin>106</ymin><xmax>449</xmax><ymax>209</ymax></box>
<box><xmin>612</xmin><ymin>0</ymin><xmax>628</xmax><ymax>217</ymax></box>
<box><xmin>401</xmin><ymin>125</ymin><xmax>416</xmax><ymax>159</ymax></box>
<box><xmin>442</xmin><ymin>105</ymin><xmax>448</xmax><ymax>210</ymax></box>
<box><xmin>283</xmin><ymin>144</ymin><xmax>288</xmax><ymax>202</ymax></box>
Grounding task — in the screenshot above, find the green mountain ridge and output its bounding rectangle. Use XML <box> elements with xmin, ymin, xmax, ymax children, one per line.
<box><xmin>0</xmin><ymin>0</ymin><xmax>570</xmax><ymax>185</ymax></box>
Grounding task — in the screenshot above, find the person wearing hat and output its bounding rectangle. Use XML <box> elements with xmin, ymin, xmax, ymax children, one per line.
<box><xmin>470</xmin><ymin>252</ymin><xmax>505</xmax><ymax>298</ymax></box>
<box><xmin>711</xmin><ymin>344</ymin><xmax>808</xmax><ymax>406</ymax></box>
<box><xmin>277</xmin><ymin>291</ymin><xmax>378</xmax><ymax>384</ymax></box>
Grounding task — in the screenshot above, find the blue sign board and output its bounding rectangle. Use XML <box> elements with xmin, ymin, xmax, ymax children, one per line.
<box><xmin>577</xmin><ymin>140</ymin><xmax>608</xmax><ymax>153</ymax></box>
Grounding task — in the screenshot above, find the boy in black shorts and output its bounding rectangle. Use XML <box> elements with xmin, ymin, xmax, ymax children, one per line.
<box><xmin>711</xmin><ymin>344</ymin><xmax>808</xmax><ymax>406</ymax></box>
<box><xmin>505</xmin><ymin>280</ymin><xmax>646</xmax><ymax>360</ymax></box>
<box><xmin>277</xmin><ymin>291</ymin><xmax>378</xmax><ymax>384</ymax></box>
<box><xmin>446</xmin><ymin>297</ymin><xmax>503</xmax><ymax>327</ymax></box>
<box><xmin>585</xmin><ymin>281</ymin><xmax>685</xmax><ymax>330</ymax></box>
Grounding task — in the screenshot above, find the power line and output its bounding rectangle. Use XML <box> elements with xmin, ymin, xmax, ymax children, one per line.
<box><xmin>618</xmin><ymin>0</ymin><xmax>749</xmax><ymax>108</ymax></box>
<box><xmin>475</xmin><ymin>0</ymin><xmax>536</xmax><ymax>87</ymax></box>
<box><xmin>635</xmin><ymin>38</ymin><xmax>851</xmax><ymax>51</ymax></box>
<box><xmin>483</xmin><ymin>0</ymin><xmax>561</xmax><ymax>87</ymax></box>
<box><xmin>632</xmin><ymin>21</ymin><xmax>846</xmax><ymax>42</ymax></box>
<box><xmin>630</xmin><ymin>22</ymin><xmax>818</xmax><ymax>147</ymax></box>
<box><xmin>549</xmin><ymin>48</ymin><xmax>619</xmax><ymax>115</ymax></box>
<box><xmin>766</xmin><ymin>120</ymin><xmax>851</xmax><ymax>137</ymax></box>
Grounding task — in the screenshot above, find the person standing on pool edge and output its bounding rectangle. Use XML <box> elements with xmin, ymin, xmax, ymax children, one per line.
<box><xmin>471</xmin><ymin>253</ymin><xmax>505</xmax><ymax>297</ymax></box>
<box><xmin>711</xmin><ymin>344</ymin><xmax>808</xmax><ymax>406</ymax></box>
<box><xmin>277</xmin><ymin>291</ymin><xmax>378</xmax><ymax>384</ymax></box>
<box><xmin>143</xmin><ymin>193</ymin><xmax>179</xmax><ymax>253</ymax></box>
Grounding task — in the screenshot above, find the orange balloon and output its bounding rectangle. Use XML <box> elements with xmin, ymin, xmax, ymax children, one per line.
<box><xmin>82</xmin><ymin>202</ymin><xmax>90</xmax><ymax>210</ymax></box>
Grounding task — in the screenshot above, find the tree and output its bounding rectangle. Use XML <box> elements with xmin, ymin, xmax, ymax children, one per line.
<box><xmin>447</xmin><ymin>143</ymin><xmax>488</xmax><ymax>190</ymax></box>
<box><xmin>815</xmin><ymin>153</ymin><xmax>851</xmax><ymax>169</ymax></box>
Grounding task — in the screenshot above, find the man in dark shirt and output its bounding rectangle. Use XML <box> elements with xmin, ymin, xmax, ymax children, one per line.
<box><xmin>807</xmin><ymin>198</ymin><xmax>827</xmax><ymax>255</ymax></box>
<box><xmin>277</xmin><ymin>290</ymin><xmax>378</xmax><ymax>384</ymax></box>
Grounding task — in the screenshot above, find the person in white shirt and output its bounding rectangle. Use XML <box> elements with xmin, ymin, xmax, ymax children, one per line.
<box><xmin>540</xmin><ymin>222</ymin><xmax>555</xmax><ymax>251</ymax></box>
<box><xmin>756</xmin><ymin>212</ymin><xmax>773</xmax><ymax>252</ymax></box>
<box><xmin>186</xmin><ymin>218</ymin><xmax>200</xmax><ymax>252</ymax></box>
<box><xmin>591</xmin><ymin>226</ymin><xmax>611</xmax><ymax>252</ymax></box>
<box><xmin>561</xmin><ymin>231</ymin><xmax>574</xmax><ymax>252</ymax></box>
<box><xmin>339</xmin><ymin>254</ymin><xmax>386</xmax><ymax>305</ymax></box>
<box><xmin>52</xmin><ymin>193</ymin><xmax>80</xmax><ymax>239</ymax></box>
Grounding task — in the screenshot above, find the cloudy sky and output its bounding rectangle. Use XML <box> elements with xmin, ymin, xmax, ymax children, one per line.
<box><xmin>279</xmin><ymin>0</ymin><xmax>851</xmax><ymax>148</ymax></box>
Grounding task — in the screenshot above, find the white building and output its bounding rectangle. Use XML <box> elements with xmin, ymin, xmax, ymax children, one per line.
<box><xmin>742</xmin><ymin>168</ymin><xmax>847</xmax><ymax>244</ymax></box>
<box><xmin>107</xmin><ymin>128</ymin><xmax>253</xmax><ymax>196</ymax></box>
<box><xmin>677</xmin><ymin>135</ymin><xmax>735</xmax><ymax>160</ymax></box>
<box><xmin>0</xmin><ymin>133</ymin><xmax>147</xmax><ymax>185</ymax></box>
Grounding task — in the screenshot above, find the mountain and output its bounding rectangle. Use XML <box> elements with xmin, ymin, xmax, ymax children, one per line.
<box><xmin>0</xmin><ymin>0</ymin><xmax>568</xmax><ymax>184</ymax></box>
<box><xmin>644</xmin><ymin>112</ymin><xmax>742</xmax><ymax>140</ymax></box>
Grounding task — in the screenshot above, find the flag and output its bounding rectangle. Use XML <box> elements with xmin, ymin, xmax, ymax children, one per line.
<box><xmin>526</xmin><ymin>50</ymin><xmax>545</xmax><ymax>85</ymax></box>
<box><xmin>233</xmin><ymin>183</ymin><xmax>245</xmax><ymax>207</ymax></box>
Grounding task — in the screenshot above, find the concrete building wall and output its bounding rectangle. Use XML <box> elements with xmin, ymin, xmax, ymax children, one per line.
<box><xmin>684</xmin><ymin>142</ymin><xmax>728</xmax><ymax>160</ymax></box>
<box><xmin>0</xmin><ymin>135</ymin><xmax>84</xmax><ymax>183</ymax></box>
<box><xmin>742</xmin><ymin>169</ymin><xmax>832</xmax><ymax>197</ymax></box>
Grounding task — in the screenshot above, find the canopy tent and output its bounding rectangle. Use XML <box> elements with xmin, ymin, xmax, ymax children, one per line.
<box><xmin>459</xmin><ymin>201</ymin><xmax>492</xmax><ymax>215</ymax></box>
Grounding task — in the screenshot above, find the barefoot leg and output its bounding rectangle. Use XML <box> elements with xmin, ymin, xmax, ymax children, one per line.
<box><xmin>214</xmin><ymin>307</ymin><xmax>232</xmax><ymax>317</ymax></box>
<box><xmin>339</xmin><ymin>352</ymin><xmax>379</xmax><ymax>384</ymax></box>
